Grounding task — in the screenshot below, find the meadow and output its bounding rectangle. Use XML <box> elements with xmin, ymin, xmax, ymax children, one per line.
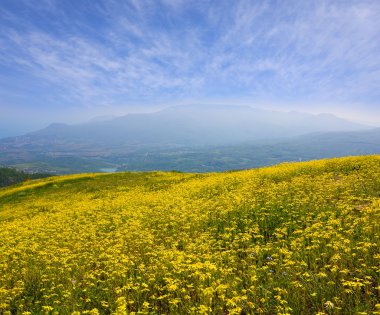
<box><xmin>0</xmin><ymin>156</ymin><xmax>379</xmax><ymax>314</ymax></box>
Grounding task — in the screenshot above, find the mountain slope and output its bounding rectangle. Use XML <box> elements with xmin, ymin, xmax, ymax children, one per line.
<box><xmin>1</xmin><ymin>105</ymin><xmax>368</xmax><ymax>148</ymax></box>
<box><xmin>0</xmin><ymin>105</ymin><xmax>372</xmax><ymax>173</ymax></box>
<box><xmin>0</xmin><ymin>156</ymin><xmax>379</xmax><ymax>314</ymax></box>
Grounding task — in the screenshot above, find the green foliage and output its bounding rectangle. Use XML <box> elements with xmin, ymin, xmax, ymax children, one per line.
<box><xmin>0</xmin><ymin>167</ymin><xmax>52</xmax><ymax>188</ymax></box>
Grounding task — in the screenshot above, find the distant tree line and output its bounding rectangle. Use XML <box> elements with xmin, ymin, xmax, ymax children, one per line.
<box><xmin>0</xmin><ymin>167</ymin><xmax>52</xmax><ymax>188</ymax></box>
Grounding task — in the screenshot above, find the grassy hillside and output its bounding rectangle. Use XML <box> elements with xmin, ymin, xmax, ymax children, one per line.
<box><xmin>0</xmin><ymin>156</ymin><xmax>379</xmax><ymax>314</ymax></box>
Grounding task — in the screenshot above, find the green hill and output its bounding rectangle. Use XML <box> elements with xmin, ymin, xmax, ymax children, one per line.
<box><xmin>0</xmin><ymin>167</ymin><xmax>52</xmax><ymax>188</ymax></box>
<box><xmin>0</xmin><ymin>156</ymin><xmax>379</xmax><ymax>314</ymax></box>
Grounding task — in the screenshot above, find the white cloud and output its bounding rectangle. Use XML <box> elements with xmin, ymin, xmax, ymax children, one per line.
<box><xmin>0</xmin><ymin>0</ymin><xmax>379</xmax><ymax>112</ymax></box>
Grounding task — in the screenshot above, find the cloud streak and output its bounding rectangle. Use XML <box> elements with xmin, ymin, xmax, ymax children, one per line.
<box><xmin>0</xmin><ymin>0</ymin><xmax>379</xmax><ymax>117</ymax></box>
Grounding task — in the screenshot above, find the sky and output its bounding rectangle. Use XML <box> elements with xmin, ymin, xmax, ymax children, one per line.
<box><xmin>1</xmin><ymin>0</ymin><xmax>380</xmax><ymax>137</ymax></box>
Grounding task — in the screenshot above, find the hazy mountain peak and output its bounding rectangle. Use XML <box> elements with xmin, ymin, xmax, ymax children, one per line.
<box><xmin>88</xmin><ymin>115</ymin><xmax>117</xmax><ymax>123</ymax></box>
<box><xmin>1</xmin><ymin>105</ymin><xmax>370</xmax><ymax>150</ymax></box>
<box><xmin>161</xmin><ymin>104</ymin><xmax>254</xmax><ymax>112</ymax></box>
<box><xmin>44</xmin><ymin>122</ymin><xmax>69</xmax><ymax>130</ymax></box>
<box><xmin>317</xmin><ymin>112</ymin><xmax>335</xmax><ymax>117</ymax></box>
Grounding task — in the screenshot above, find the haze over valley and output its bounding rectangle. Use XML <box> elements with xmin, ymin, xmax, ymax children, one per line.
<box><xmin>1</xmin><ymin>105</ymin><xmax>378</xmax><ymax>173</ymax></box>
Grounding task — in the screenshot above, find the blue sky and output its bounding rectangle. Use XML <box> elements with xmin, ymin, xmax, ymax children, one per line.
<box><xmin>1</xmin><ymin>0</ymin><xmax>380</xmax><ymax>136</ymax></box>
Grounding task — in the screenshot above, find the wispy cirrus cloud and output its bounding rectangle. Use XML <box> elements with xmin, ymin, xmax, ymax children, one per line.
<box><xmin>0</xmin><ymin>0</ymin><xmax>380</xmax><ymax>122</ymax></box>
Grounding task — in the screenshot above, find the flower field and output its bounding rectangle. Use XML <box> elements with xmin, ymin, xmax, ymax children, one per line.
<box><xmin>0</xmin><ymin>156</ymin><xmax>379</xmax><ymax>314</ymax></box>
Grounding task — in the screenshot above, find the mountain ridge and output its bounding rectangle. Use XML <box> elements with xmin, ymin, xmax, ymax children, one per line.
<box><xmin>0</xmin><ymin>105</ymin><xmax>376</xmax><ymax>174</ymax></box>
<box><xmin>3</xmin><ymin>105</ymin><xmax>369</xmax><ymax>144</ymax></box>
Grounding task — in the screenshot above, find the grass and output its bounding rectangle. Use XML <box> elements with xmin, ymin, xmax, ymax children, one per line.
<box><xmin>0</xmin><ymin>156</ymin><xmax>379</xmax><ymax>314</ymax></box>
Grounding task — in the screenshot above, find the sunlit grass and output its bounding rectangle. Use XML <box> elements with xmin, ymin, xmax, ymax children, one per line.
<box><xmin>0</xmin><ymin>156</ymin><xmax>379</xmax><ymax>314</ymax></box>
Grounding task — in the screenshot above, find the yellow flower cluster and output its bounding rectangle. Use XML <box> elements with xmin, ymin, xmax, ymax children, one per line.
<box><xmin>0</xmin><ymin>156</ymin><xmax>379</xmax><ymax>314</ymax></box>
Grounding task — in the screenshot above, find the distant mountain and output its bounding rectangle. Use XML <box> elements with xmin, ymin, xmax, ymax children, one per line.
<box><xmin>0</xmin><ymin>105</ymin><xmax>375</xmax><ymax>173</ymax></box>
<box><xmin>1</xmin><ymin>105</ymin><xmax>368</xmax><ymax>146</ymax></box>
<box><xmin>88</xmin><ymin>115</ymin><xmax>117</xmax><ymax>123</ymax></box>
